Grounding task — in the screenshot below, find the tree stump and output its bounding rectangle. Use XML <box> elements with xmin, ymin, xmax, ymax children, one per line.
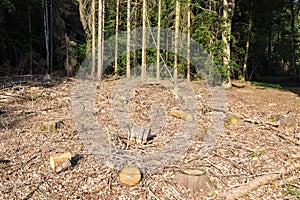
<box><xmin>49</xmin><ymin>151</ymin><xmax>72</xmax><ymax>173</ymax></box>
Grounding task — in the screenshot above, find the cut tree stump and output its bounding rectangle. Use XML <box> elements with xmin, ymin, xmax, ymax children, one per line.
<box><xmin>169</xmin><ymin>109</ymin><xmax>193</xmax><ymax>121</ymax></box>
<box><xmin>128</xmin><ymin>125</ymin><xmax>151</xmax><ymax>144</ymax></box>
<box><xmin>50</xmin><ymin>151</ymin><xmax>72</xmax><ymax>173</ymax></box>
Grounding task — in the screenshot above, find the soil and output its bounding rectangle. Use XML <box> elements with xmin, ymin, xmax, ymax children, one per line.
<box><xmin>0</xmin><ymin>76</ymin><xmax>299</xmax><ymax>199</ymax></box>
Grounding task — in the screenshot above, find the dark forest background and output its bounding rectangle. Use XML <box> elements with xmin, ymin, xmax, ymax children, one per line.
<box><xmin>0</xmin><ymin>0</ymin><xmax>299</xmax><ymax>85</ymax></box>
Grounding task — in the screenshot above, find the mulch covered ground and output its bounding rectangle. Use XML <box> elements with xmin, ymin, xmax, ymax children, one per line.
<box><xmin>0</xmin><ymin>76</ymin><xmax>299</xmax><ymax>199</ymax></box>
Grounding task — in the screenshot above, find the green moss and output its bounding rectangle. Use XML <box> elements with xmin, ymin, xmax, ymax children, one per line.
<box><xmin>0</xmin><ymin>163</ymin><xmax>10</xmax><ymax>169</ymax></box>
<box><xmin>40</xmin><ymin>124</ymin><xmax>47</xmax><ymax>131</ymax></box>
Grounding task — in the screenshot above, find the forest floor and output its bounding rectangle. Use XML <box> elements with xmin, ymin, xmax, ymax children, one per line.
<box><xmin>0</xmin><ymin>76</ymin><xmax>299</xmax><ymax>200</ymax></box>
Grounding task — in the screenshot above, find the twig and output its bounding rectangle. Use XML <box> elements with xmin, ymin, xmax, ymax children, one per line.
<box><xmin>275</xmin><ymin>176</ymin><xmax>300</xmax><ymax>187</ymax></box>
<box><xmin>148</xmin><ymin>188</ymin><xmax>160</xmax><ymax>200</ymax></box>
<box><xmin>224</xmin><ymin>163</ymin><xmax>300</xmax><ymax>199</ymax></box>
<box><xmin>264</xmin><ymin>125</ymin><xmax>300</xmax><ymax>146</ymax></box>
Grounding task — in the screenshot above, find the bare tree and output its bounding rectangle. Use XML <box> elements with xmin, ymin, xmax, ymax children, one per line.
<box><xmin>156</xmin><ymin>0</ymin><xmax>162</xmax><ymax>79</ymax></box>
<box><xmin>97</xmin><ymin>0</ymin><xmax>104</xmax><ymax>79</ymax></box>
<box><xmin>242</xmin><ymin>0</ymin><xmax>253</xmax><ymax>81</ymax></box>
<box><xmin>187</xmin><ymin>0</ymin><xmax>191</xmax><ymax>81</ymax></box>
<box><xmin>290</xmin><ymin>0</ymin><xmax>296</xmax><ymax>76</ymax></box>
<box><xmin>114</xmin><ymin>0</ymin><xmax>120</xmax><ymax>75</ymax></box>
<box><xmin>222</xmin><ymin>0</ymin><xmax>235</xmax><ymax>87</ymax></box>
<box><xmin>91</xmin><ymin>0</ymin><xmax>96</xmax><ymax>75</ymax></box>
<box><xmin>174</xmin><ymin>0</ymin><xmax>180</xmax><ymax>83</ymax></box>
<box><xmin>141</xmin><ymin>0</ymin><xmax>147</xmax><ymax>80</ymax></box>
<box><xmin>28</xmin><ymin>4</ymin><xmax>32</xmax><ymax>75</ymax></box>
<box><xmin>126</xmin><ymin>0</ymin><xmax>131</xmax><ymax>78</ymax></box>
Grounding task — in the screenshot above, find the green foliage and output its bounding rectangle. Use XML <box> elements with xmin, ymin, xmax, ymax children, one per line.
<box><xmin>251</xmin><ymin>81</ymin><xmax>282</xmax><ymax>89</ymax></box>
<box><xmin>284</xmin><ymin>184</ymin><xmax>300</xmax><ymax>198</ymax></box>
<box><xmin>0</xmin><ymin>0</ymin><xmax>15</xmax><ymax>23</ymax></box>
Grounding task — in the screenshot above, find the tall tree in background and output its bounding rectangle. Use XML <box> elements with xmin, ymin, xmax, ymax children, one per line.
<box><xmin>174</xmin><ymin>0</ymin><xmax>180</xmax><ymax>83</ymax></box>
<box><xmin>114</xmin><ymin>0</ymin><xmax>120</xmax><ymax>75</ymax></box>
<box><xmin>28</xmin><ymin>4</ymin><xmax>32</xmax><ymax>75</ymax></box>
<box><xmin>222</xmin><ymin>0</ymin><xmax>235</xmax><ymax>87</ymax></box>
<box><xmin>156</xmin><ymin>0</ymin><xmax>162</xmax><ymax>79</ymax></box>
<box><xmin>126</xmin><ymin>0</ymin><xmax>131</xmax><ymax>78</ymax></box>
<box><xmin>290</xmin><ymin>0</ymin><xmax>296</xmax><ymax>76</ymax></box>
<box><xmin>91</xmin><ymin>0</ymin><xmax>96</xmax><ymax>75</ymax></box>
<box><xmin>43</xmin><ymin>0</ymin><xmax>50</xmax><ymax>73</ymax></box>
<box><xmin>242</xmin><ymin>0</ymin><xmax>253</xmax><ymax>81</ymax></box>
<box><xmin>97</xmin><ymin>0</ymin><xmax>104</xmax><ymax>79</ymax></box>
<box><xmin>187</xmin><ymin>0</ymin><xmax>191</xmax><ymax>81</ymax></box>
<box><xmin>141</xmin><ymin>0</ymin><xmax>147</xmax><ymax>80</ymax></box>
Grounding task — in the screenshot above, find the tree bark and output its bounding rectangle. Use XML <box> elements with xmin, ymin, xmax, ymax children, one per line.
<box><xmin>156</xmin><ymin>0</ymin><xmax>161</xmax><ymax>80</ymax></box>
<box><xmin>91</xmin><ymin>0</ymin><xmax>96</xmax><ymax>75</ymax></box>
<box><xmin>242</xmin><ymin>4</ymin><xmax>252</xmax><ymax>81</ymax></box>
<box><xmin>133</xmin><ymin>0</ymin><xmax>138</xmax><ymax>76</ymax></box>
<box><xmin>97</xmin><ymin>0</ymin><xmax>103</xmax><ymax>79</ymax></box>
<box><xmin>222</xmin><ymin>0</ymin><xmax>234</xmax><ymax>87</ymax></box>
<box><xmin>290</xmin><ymin>0</ymin><xmax>296</xmax><ymax>76</ymax></box>
<box><xmin>114</xmin><ymin>0</ymin><xmax>120</xmax><ymax>75</ymax></box>
<box><xmin>50</xmin><ymin>0</ymin><xmax>53</xmax><ymax>73</ymax></box>
<box><xmin>174</xmin><ymin>0</ymin><xmax>180</xmax><ymax>83</ymax></box>
<box><xmin>187</xmin><ymin>0</ymin><xmax>191</xmax><ymax>81</ymax></box>
<box><xmin>28</xmin><ymin>4</ymin><xmax>32</xmax><ymax>76</ymax></box>
<box><xmin>126</xmin><ymin>0</ymin><xmax>131</xmax><ymax>78</ymax></box>
<box><xmin>141</xmin><ymin>0</ymin><xmax>147</xmax><ymax>80</ymax></box>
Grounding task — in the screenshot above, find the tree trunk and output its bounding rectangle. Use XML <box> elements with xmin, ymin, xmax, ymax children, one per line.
<box><xmin>174</xmin><ymin>0</ymin><xmax>180</xmax><ymax>83</ymax></box>
<box><xmin>126</xmin><ymin>0</ymin><xmax>131</xmax><ymax>78</ymax></box>
<box><xmin>97</xmin><ymin>0</ymin><xmax>103</xmax><ymax>79</ymax></box>
<box><xmin>156</xmin><ymin>0</ymin><xmax>162</xmax><ymax>80</ymax></box>
<box><xmin>290</xmin><ymin>0</ymin><xmax>296</xmax><ymax>76</ymax></box>
<box><xmin>222</xmin><ymin>0</ymin><xmax>234</xmax><ymax>87</ymax></box>
<box><xmin>43</xmin><ymin>0</ymin><xmax>50</xmax><ymax>74</ymax></box>
<box><xmin>50</xmin><ymin>0</ymin><xmax>53</xmax><ymax>73</ymax></box>
<box><xmin>141</xmin><ymin>0</ymin><xmax>147</xmax><ymax>80</ymax></box>
<box><xmin>187</xmin><ymin>0</ymin><xmax>191</xmax><ymax>81</ymax></box>
<box><xmin>267</xmin><ymin>9</ymin><xmax>272</xmax><ymax>75</ymax></box>
<box><xmin>242</xmin><ymin>6</ymin><xmax>252</xmax><ymax>81</ymax></box>
<box><xmin>28</xmin><ymin>4</ymin><xmax>32</xmax><ymax>76</ymax></box>
<box><xmin>114</xmin><ymin>0</ymin><xmax>120</xmax><ymax>75</ymax></box>
<box><xmin>92</xmin><ymin>0</ymin><xmax>96</xmax><ymax>75</ymax></box>
<box><xmin>133</xmin><ymin>0</ymin><xmax>138</xmax><ymax>76</ymax></box>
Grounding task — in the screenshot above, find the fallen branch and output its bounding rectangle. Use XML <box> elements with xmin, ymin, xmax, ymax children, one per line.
<box><xmin>267</xmin><ymin>125</ymin><xmax>300</xmax><ymax>146</ymax></box>
<box><xmin>224</xmin><ymin>163</ymin><xmax>300</xmax><ymax>199</ymax></box>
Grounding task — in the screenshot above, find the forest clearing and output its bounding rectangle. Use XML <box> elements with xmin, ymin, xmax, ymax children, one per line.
<box><xmin>1</xmin><ymin>0</ymin><xmax>300</xmax><ymax>199</ymax></box>
<box><xmin>0</xmin><ymin>76</ymin><xmax>299</xmax><ymax>199</ymax></box>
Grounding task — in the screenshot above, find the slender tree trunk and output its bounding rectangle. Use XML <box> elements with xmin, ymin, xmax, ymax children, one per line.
<box><xmin>126</xmin><ymin>0</ymin><xmax>131</xmax><ymax>78</ymax></box>
<box><xmin>187</xmin><ymin>0</ymin><xmax>191</xmax><ymax>81</ymax></box>
<box><xmin>242</xmin><ymin>12</ymin><xmax>252</xmax><ymax>81</ymax></box>
<box><xmin>174</xmin><ymin>0</ymin><xmax>180</xmax><ymax>83</ymax></box>
<box><xmin>290</xmin><ymin>0</ymin><xmax>296</xmax><ymax>76</ymax></box>
<box><xmin>28</xmin><ymin>4</ymin><xmax>32</xmax><ymax>75</ymax></box>
<box><xmin>114</xmin><ymin>0</ymin><xmax>120</xmax><ymax>75</ymax></box>
<box><xmin>141</xmin><ymin>0</ymin><xmax>147</xmax><ymax>80</ymax></box>
<box><xmin>97</xmin><ymin>0</ymin><xmax>103</xmax><ymax>79</ymax></box>
<box><xmin>133</xmin><ymin>0</ymin><xmax>138</xmax><ymax>76</ymax></box>
<box><xmin>92</xmin><ymin>0</ymin><xmax>96</xmax><ymax>75</ymax></box>
<box><xmin>267</xmin><ymin>10</ymin><xmax>272</xmax><ymax>75</ymax></box>
<box><xmin>156</xmin><ymin>0</ymin><xmax>162</xmax><ymax>80</ymax></box>
<box><xmin>222</xmin><ymin>0</ymin><xmax>234</xmax><ymax>87</ymax></box>
<box><xmin>43</xmin><ymin>0</ymin><xmax>50</xmax><ymax>74</ymax></box>
<box><xmin>102</xmin><ymin>0</ymin><xmax>105</xmax><ymax>73</ymax></box>
<box><xmin>50</xmin><ymin>0</ymin><xmax>53</xmax><ymax>73</ymax></box>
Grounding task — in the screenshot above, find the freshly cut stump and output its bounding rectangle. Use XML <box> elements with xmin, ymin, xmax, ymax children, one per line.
<box><xmin>50</xmin><ymin>151</ymin><xmax>72</xmax><ymax>173</ymax></box>
<box><xmin>119</xmin><ymin>166</ymin><xmax>141</xmax><ymax>186</ymax></box>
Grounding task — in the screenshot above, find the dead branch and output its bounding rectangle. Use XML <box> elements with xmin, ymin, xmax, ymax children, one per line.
<box><xmin>224</xmin><ymin>163</ymin><xmax>300</xmax><ymax>200</ymax></box>
<box><xmin>266</xmin><ymin>125</ymin><xmax>300</xmax><ymax>146</ymax></box>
